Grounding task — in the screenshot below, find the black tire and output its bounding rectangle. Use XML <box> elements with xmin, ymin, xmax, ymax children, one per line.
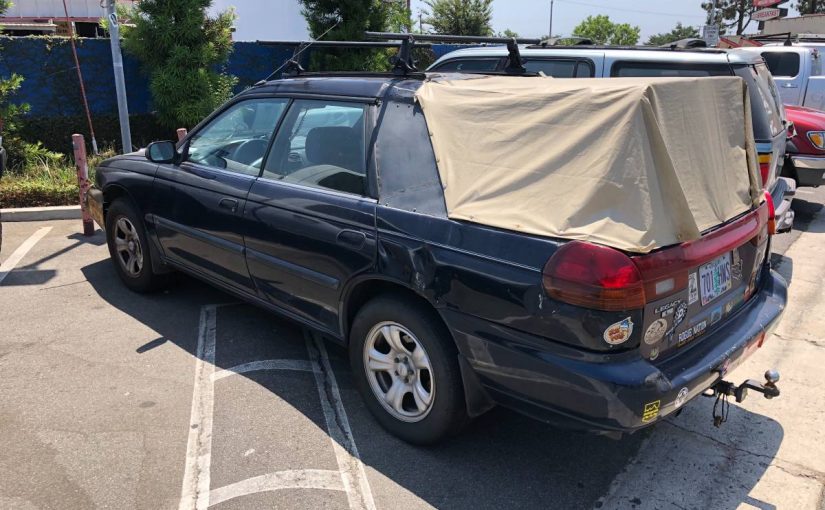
<box><xmin>349</xmin><ymin>294</ymin><xmax>469</xmax><ymax>445</ymax></box>
<box><xmin>105</xmin><ymin>199</ymin><xmax>168</xmax><ymax>293</ymax></box>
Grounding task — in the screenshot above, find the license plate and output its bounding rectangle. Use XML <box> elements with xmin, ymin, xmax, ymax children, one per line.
<box><xmin>699</xmin><ymin>252</ymin><xmax>732</xmax><ymax>306</ymax></box>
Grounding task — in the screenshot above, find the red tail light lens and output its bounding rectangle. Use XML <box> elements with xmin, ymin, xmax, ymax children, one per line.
<box><xmin>542</xmin><ymin>241</ymin><xmax>645</xmax><ymax>311</ymax></box>
<box><xmin>764</xmin><ymin>190</ymin><xmax>776</xmax><ymax>235</ymax></box>
<box><xmin>758</xmin><ymin>154</ymin><xmax>772</xmax><ymax>189</ymax></box>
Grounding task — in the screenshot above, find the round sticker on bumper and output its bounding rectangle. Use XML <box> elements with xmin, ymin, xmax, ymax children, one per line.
<box><xmin>644</xmin><ymin>318</ymin><xmax>668</xmax><ymax>345</ymax></box>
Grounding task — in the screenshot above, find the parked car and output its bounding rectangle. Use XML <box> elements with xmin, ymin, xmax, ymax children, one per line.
<box><xmin>87</xmin><ymin>70</ymin><xmax>786</xmax><ymax>444</ymax></box>
<box><xmin>735</xmin><ymin>46</ymin><xmax>825</xmax><ymax>187</ymax></box>
<box><xmin>430</xmin><ymin>45</ymin><xmax>796</xmax><ymax>233</ymax></box>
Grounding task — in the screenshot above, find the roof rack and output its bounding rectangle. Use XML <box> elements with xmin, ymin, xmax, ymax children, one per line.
<box><xmin>365</xmin><ymin>32</ymin><xmax>542</xmax><ymax>75</ymax></box>
<box><xmin>256</xmin><ymin>39</ymin><xmax>433</xmax><ymax>81</ymax></box>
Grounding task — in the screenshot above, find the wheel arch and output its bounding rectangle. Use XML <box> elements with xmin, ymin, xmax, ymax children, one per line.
<box><xmin>341</xmin><ymin>276</ymin><xmax>495</xmax><ymax>418</ymax></box>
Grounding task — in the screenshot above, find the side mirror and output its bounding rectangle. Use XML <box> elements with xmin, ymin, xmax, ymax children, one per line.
<box><xmin>146</xmin><ymin>141</ymin><xmax>178</xmax><ymax>164</ymax></box>
<box><xmin>0</xmin><ymin>146</ymin><xmax>6</xmax><ymax>178</ymax></box>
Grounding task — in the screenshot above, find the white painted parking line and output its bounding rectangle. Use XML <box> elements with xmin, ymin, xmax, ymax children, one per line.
<box><xmin>211</xmin><ymin>359</ymin><xmax>314</xmax><ymax>382</ymax></box>
<box><xmin>208</xmin><ymin>469</ymin><xmax>346</xmax><ymax>507</ymax></box>
<box><xmin>179</xmin><ymin>305</ymin><xmax>217</xmax><ymax>510</ymax></box>
<box><xmin>306</xmin><ymin>334</ymin><xmax>376</xmax><ymax>510</ymax></box>
<box><xmin>179</xmin><ymin>306</ymin><xmax>376</xmax><ymax>509</ymax></box>
<box><xmin>0</xmin><ymin>227</ymin><xmax>52</xmax><ymax>285</ymax></box>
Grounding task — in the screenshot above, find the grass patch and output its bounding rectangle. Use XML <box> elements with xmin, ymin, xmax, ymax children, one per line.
<box><xmin>1</xmin><ymin>148</ymin><xmax>114</xmax><ymax>208</ymax></box>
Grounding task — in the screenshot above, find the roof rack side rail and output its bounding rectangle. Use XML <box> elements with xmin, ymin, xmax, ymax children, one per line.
<box><xmin>257</xmin><ymin>40</ymin><xmax>432</xmax><ymax>48</ymax></box>
<box><xmin>365</xmin><ymin>31</ymin><xmax>542</xmax><ymax>75</ymax></box>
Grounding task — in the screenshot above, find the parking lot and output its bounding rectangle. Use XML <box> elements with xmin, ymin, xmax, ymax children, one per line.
<box><xmin>2</xmin><ymin>188</ymin><xmax>825</xmax><ymax>510</ymax></box>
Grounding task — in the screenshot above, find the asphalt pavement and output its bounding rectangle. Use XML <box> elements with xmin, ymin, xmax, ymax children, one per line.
<box><xmin>1</xmin><ymin>189</ymin><xmax>824</xmax><ymax>510</ymax></box>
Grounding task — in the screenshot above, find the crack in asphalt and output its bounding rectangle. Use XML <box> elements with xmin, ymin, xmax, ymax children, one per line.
<box><xmin>772</xmin><ymin>331</ymin><xmax>825</xmax><ymax>350</ymax></box>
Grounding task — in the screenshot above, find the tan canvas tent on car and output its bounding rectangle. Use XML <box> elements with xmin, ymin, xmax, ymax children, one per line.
<box><xmin>415</xmin><ymin>75</ymin><xmax>761</xmax><ymax>253</ymax></box>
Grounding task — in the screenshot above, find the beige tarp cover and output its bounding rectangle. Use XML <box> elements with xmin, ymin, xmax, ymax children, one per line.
<box><xmin>415</xmin><ymin>75</ymin><xmax>761</xmax><ymax>253</ymax></box>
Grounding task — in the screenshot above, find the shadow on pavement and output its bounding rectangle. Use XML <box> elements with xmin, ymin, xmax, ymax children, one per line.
<box><xmin>791</xmin><ymin>198</ymin><xmax>825</xmax><ymax>233</ymax></box>
<box><xmin>80</xmin><ymin>258</ymin><xmax>783</xmax><ymax>510</ymax></box>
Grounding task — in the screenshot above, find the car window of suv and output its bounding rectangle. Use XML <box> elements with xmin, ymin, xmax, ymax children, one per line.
<box><xmin>262</xmin><ymin>99</ymin><xmax>367</xmax><ymax>196</ymax></box>
<box><xmin>524</xmin><ymin>59</ymin><xmax>595</xmax><ymax>77</ymax></box>
<box><xmin>611</xmin><ymin>62</ymin><xmax>731</xmax><ymax>77</ymax></box>
<box><xmin>186</xmin><ymin>98</ymin><xmax>288</xmax><ymax>176</ymax></box>
<box><xmin>431</xmin><ymin>58</ymin><xmax>502</xmax><ymax>72</ymax></box>
<box><xmin>761</xmin><ymin>51</ymin><xmax>801</xmax><ymax>78</ymax></box>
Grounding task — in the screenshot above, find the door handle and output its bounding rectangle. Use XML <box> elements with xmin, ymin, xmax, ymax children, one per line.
<box><xmin>782</xmin><ymin>83</ymin><xmax>799</xmax><ymax>89</ymax></box>
<box><xmin>218</xmin><ymin>198</ymin><xmax>239</xmax><ymax>213</ymax></box>
<box><xmin>337</xmin><ymin>230</ymin><xmax>366</xmax><ymax>249</ymax></box>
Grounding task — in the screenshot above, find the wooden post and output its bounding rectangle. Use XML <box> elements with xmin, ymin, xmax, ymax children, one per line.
<box><xmin>72</xmin><ymin>134</ymin><xmax>94</xmax><ymax>236</ymax></box>
<box><xmin>177</xmin><ymin>128</ymin><xmax>188</xmax><ymax>142</ymax></box>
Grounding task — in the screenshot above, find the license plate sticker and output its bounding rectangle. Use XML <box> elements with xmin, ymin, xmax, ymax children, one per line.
<box><xmin>699</xmin><ymin>252</ymin><xmax>733</xmax><ymax>306</ymax></box>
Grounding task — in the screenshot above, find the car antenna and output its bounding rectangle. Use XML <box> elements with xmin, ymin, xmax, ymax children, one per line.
<box><xmin>257</xmin><ymin>19</ymin><xmax>341</xmax><ymax>83</ymax></box>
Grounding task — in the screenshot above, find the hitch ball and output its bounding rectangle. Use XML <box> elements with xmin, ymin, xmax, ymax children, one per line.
<box><xmin>765</xmin><ymin>369</ymin><xmax>780</xmax><ymax>384</ymax></box>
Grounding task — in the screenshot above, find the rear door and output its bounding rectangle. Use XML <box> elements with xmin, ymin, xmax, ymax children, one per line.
<box><xmin>243</xmin><ymin>98</ymin><xmax>377</xmax><ymax>334</ymax></box>
<box><xmin>151</xmin><ymin>97</ymin><xmax>288</xmax><ymax>293</ymax></box>
<box><xmin>522</xmin><ymin>57</ymin><xmax>602</xmax><ymax>78</ymax></box>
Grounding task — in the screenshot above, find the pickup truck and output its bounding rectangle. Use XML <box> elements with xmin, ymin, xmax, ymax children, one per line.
<box><xmin>736</xmin><ymin>46</ymin><xmax>825</xmax><ymax>187</ymax></box>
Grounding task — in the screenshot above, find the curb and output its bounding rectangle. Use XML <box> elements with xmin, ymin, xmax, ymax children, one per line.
<box><xmin>1</xmin><ymin>206</ymin><xmax>81</xmax><ymax>222</ymax></box>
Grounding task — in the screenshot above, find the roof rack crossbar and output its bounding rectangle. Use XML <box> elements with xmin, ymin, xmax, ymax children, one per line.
<box><xmin>366</xmin><ymin>31</ymin><xmax>541</xmax><ymax>75</ymax></box>
<box><xmin>257</xmin><ymin>40</ymin><xmax>432</xmax><ymax>49</ymax></box>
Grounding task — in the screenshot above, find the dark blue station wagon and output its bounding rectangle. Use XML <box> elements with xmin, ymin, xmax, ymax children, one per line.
<box><xmin>87</xmin><ymin>73</ymin><xmax>787</xmax><ymax>444</ymax></box>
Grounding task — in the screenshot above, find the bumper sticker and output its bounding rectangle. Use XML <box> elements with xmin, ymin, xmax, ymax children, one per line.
<box><xmin>644</xmin><ymin>318</ymin><xmax>668</xmax><ymax>345</ymax></box>
<box><xmin>688</xmin><ymin>272</ymin><xmax>699</xmax><ymax>305</ymax></box>
<box><xmin>674</xmin><ymin>387</ymin><xmax>689</xmax><ymax>408</ymax></box>
<box><xmin>642</xmin><ymin>400</ymin><xmax>661</xmax><ymax>422</ymax></box>
<box><xmin>604</xmin><ymin>317</ymin><xmax>634</xmax><ymax>345</ymax></box>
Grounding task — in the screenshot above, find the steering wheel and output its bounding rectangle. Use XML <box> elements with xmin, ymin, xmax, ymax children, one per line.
<box><xmin>231</xmin><ymin>139</ymin><xmax>269</xmax><ymax>166</ymax></box>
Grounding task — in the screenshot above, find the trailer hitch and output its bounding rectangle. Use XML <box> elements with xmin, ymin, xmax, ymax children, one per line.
<box><xmin>703</xmin><ymin>370</ymin><xmax>780</xmax><ymax>427</ymax></box>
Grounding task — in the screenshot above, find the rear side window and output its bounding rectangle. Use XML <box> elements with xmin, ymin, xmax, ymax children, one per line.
<box><xmin>431</xmin><ymin>58</ymin><xmax>502</xmax><ymax>72</ymax></box>
<box><xmin>611</xmin><ymin>62</ymin><xmax>731</xmax><ymax>77</ymax></box>
<box><xmin>524</xmin><ymin>59</ymin><xmax>595</xmax><ymax>78</ymax></box>
<box><xmin>733</xmin><ymin>64</ymin><xmax>784</xmax><ymax>139</ymax></box>
<box><xmin>761</xmin><ymin>52</ymin><xmax>800</xmax><ymax>78</ymax></box>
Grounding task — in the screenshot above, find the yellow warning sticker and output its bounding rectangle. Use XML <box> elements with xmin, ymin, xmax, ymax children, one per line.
<box><xmin>642</xmin><ymin>400</ymin><xmax>661</xmax><ymax>423</ymax></box>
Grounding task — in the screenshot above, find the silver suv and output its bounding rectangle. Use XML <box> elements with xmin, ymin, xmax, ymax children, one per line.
<box><xmin>430</xmin><ymin>45</ymin><xmax>796</xmax><ymax>233</ymax></box>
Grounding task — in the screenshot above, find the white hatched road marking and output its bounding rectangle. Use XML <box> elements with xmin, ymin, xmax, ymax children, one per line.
<box><xmin>179</xmin><ymin>304</ymin><xmax>375</xmax><ymax>509</ymax></box>
<box><xmin>0</xmin><ymin>227</ymin><xmax>52</xmax><ymax>285</ymax></box>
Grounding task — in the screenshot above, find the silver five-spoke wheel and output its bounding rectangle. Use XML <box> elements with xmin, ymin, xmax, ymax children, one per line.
<box><xmin>114</xmin><ymin>217</ymin><xmax>144</xmax><ymax>277</ymax></box>
<box><xmin>364</xmin><ymin>321</ymin><xmax>435</xmax><ymax>422</ymax></box>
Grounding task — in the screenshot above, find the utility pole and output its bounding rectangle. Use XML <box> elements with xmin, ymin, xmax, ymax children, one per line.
<box><xmin>548</xmin><ymin>0</ymin><xmax>555</xmax><ymax>39</ymax></box>
<box><xmin>103</xmin><ymin>0</ymin><xmax>132</xmax><ymax>154</ymax></box>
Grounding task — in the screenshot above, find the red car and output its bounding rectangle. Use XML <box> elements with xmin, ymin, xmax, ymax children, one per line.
<box><xmin>785</xmin><ymin>105</ymin><xmax>825</xmax><ymax>188</ymax></box>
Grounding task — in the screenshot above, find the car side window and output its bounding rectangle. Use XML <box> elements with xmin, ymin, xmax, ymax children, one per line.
<box><xmin>524</xmin><ymin>59</ymin><xmax>595</xmax><ymax>78</ymax></box>
<box><xmin>431</xmin><ymin>58</ymin><xmax>502</xmax><ymax>72</ymax></box>
<box><xmin>186</xmin><ymin>98</ymin><xmax>288</xmax><ymax>176</ymax></box>
<box><xmin>611</xmin><ymin>62</ymin><xmax>731</xmax><ymax>77</ymax></box>
<box><xmin>761</xmin><ymin>52</ymin><xmax>801</xmax><ymax>78</ymax></box>
<box><xmin>262</xmin><ymin>100</ymin><xmax>367</xmax><ymax>196</ymax></box>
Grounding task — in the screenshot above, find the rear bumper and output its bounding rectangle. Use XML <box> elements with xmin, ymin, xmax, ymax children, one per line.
<box><xmin>445</xmin><ymin>270</ymin><xmax>787</xmax><ymax>434</ymax></box>
<box><xmin>790</xmin><ymin>156</ymin><xmax>825</xmax><ymax>187</ymax></box>
<box><xmin>85</xmin><ymin>187</ymin><xmax>105</xmax><ymax>230</ymax></box>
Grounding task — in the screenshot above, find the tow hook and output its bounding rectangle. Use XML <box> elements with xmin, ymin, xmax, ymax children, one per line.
<box><xmin>703</xmin><ymin>370</ymin><xmax>780</xmax><ymax>427</ymax></box>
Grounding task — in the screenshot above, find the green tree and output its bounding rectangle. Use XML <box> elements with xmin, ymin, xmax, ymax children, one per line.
<box><xmin>120</xmin><ymin>0</ymin><xmax>237</xmax><ymax>129</ymax></box>
<box><xmin>299</xmin><ymin>0</ymin><xmax>398</xmax><ymax>71</ymax></box>
<box><xmin>572</xmin><ymin>15</ymin><xmax>640</xmax><ymax>45</ymax></box>
<box><xmin>497</xmin><ymin>28</ymin><xmax>519</xmax><ymax>38</ymax></box>
<box><xmin>796</xmin><ymin>0</ymin><xmax>825</xmax><ymax>13</ymax></box>
<box><xmin>423</xmin><ymin>0</ymin><xmax>494</xmax><ymax>36</ymax></box>
<box><xmin>701</xmin><ymin>0</ymin><xmax>753</xmax><ymax>35</ymax></box>
<box><xmin>645</xmin><ymin>22</ymin><xmax>701</xmax><ymax>46</ymax></box>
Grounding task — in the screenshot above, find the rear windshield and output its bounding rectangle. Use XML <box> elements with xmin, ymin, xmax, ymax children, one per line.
<box><xmin>761</xmin><ymin>51</ymin><xmax>801</xmax><ymax>78</ymax></box>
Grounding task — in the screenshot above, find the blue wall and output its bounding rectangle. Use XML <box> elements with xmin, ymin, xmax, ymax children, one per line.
<box><xmin>0</xmin><ymin>37</ymin><xmax>470</xmax><ymax>118</ymax></box>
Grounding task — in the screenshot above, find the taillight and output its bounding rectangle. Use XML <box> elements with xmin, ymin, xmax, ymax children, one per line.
<box><xmin>758</xmin><ymin>153</ymin><xmax>772</xmax><ymax>189</ymax></box>
<box><xmin>764</xmin><ymin>190</ymin><xmax>776</xmax><ymax>235</ymax></box>
<box><xmin>542</xmin><ymin>241</ymin><xmax>645</xmax><ymax>311</ymax></box>
<box><xmin>543</xmin><ymin>203</ymin><xmax>770</xmax><ymax>313</ymax></box>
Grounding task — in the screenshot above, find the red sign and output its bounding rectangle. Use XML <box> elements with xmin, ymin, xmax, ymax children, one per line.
<box><xmin>753</xmin><ymin>8</ymin><xmax>782</xmax><ymax>21</ymax></box>
<box><xmin>753</xmin><ymin>0</ymin><xmax>784</xmax><ymax>7</ymax></box>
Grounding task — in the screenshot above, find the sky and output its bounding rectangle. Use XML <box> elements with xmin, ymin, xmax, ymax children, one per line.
<box><xmin>212</xmin><ymin>0</ymin><xmax>802</xmax><ymax>44</ymax></box>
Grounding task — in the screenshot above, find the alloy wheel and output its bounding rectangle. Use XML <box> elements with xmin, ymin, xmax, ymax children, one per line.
<box><xmin>114</xmin><ymin>217</ymin><xmax>144</xmax><ymax>277</ymax></box>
